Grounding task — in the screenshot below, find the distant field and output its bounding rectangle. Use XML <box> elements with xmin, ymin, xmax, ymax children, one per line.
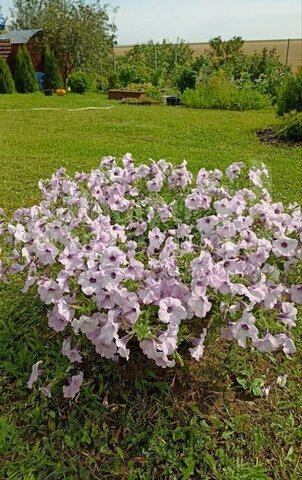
<box><xmin>115</xmin><ymin>38</ymin><xmax>302</xmax><ymax>72</ymax></box>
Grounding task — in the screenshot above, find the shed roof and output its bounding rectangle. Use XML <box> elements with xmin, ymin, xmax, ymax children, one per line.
<box><xmin>0</xmin><ymin>29</ymin><xmax>42</xmax><ymax>44</ymax></box>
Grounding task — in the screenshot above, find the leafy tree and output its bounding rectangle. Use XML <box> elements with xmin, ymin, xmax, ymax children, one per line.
<box><xmin>209</xmin><ymin>36</ymin><xmax>244</xmax><ymax>59</ymax></box>
<box><xmin>14</xmin><ymin>45</ymin><xmax>39</xmax><ymax>93</ymax></box>
<box><xmin>0</xmin><ymin>55</ymin><xmax>15</xmax><ymax>93</ymax></box>
<box><xmin>43</xmin><ymin>45</ymin><xmax>62</xmax><ymax>89</ymax></box>
<box><xmin>11</xmin><ymin>0</ymin><xmax>117</xmax><ymax>83</ymax></box>
<box><xmin>116</xmin><ymin>40</ymin><xmax>193</xmax><ymax>87</ymax></box>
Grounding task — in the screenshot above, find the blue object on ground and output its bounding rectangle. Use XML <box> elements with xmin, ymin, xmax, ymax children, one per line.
<box><xmin>36</xmin><ymin>71</ymin><xmax>44</xmax><ymax>91</ymax></box>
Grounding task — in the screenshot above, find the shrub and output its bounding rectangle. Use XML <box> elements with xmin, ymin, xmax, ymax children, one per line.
<box><xmin>0</xmin><ymin>55</ymin><xmax>14</xmax><ymax>94</ymax></box>
<box><xmin>182</xmin><ymin>74</ymin><xmax>270</xmax><ymax>110</ymax></box>
<box><xmin>67</xmin><ymin>72</ymin><xmax>91</xmax><ymax>94</ymax></box>
<box><xmin>1</xmin><ymin>155</ymin><xmax>301</xmax><ymax>399</ymax></box>
<box><xmin>14</xmin><ymin>46</ymin><xmax>39</xmax><ymax>93</ymax></box>
<box><xmin>175</xmin><ymin>66</ymin><xmax>197</xmax><ymax>93</ymax></box>
<box><xmin>43</xmin><ymin>46</ymin><xmax>63</xmax><ymax>90</ymax></box>
<box><xmin>118</xmin><ymin>64</ymin><xmax>149</xmax><ymax>87</ymax></box>
<box><xmin>276</xmin><ymin>68</ymin><xmax>302</xmax><ymax>116</ymax></box>
<box><xmin>95</xmin><ymin>74</ymin><xmax>109</xmax><ymax>92</ymax></box>
<box><xmin>274</xmin><ymin>111</ymin><xmax>302</xmax><ymax>141</ymax></box>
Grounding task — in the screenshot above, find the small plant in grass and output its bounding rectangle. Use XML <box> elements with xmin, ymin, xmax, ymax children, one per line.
<box><xmin>0</xmin><ymin>55</ymin><xmax>15</xmax><ymax>94</ymax></box>
<box><xmin>14</xmin><ymin>46</ymin><xmax>39</xmax><ymax>93</ymax></box>
<box><xmin>0</xmin><ymin>155</ymin><xmax>301</xmax><ymax>399</ymax></box>
<box><xmin>43</xmin><ymin>46</ymin><xmax>63</xmax><ymax>90</ymax></box>
<box><xmin>67</xmin><ymin>72</ymin><xmax>91</xmax><ymax>94</ymax></box>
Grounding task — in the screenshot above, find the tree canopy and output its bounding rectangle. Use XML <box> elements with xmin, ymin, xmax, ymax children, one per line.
<box><xmin>11</xmin><ymin>0</ymin><xmax>117</xmax><ymax>82</ymax></box>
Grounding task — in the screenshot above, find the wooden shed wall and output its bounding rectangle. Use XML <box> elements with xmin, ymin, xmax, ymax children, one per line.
<box><xmin>0</xmin><ymin>34</ymin><xmax>44</xmax><ymax>73</ymax></box>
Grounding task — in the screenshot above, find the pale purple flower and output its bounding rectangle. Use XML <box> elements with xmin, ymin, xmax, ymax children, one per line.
<box><xmin>102</xmin><ymin>247</ymin><xmax>126</xmax><ymax>268</ymax></box>
<box><xmin>99</xmin><ymin>267</ymin><xmax>124</xmax><ymax>287</ymax></box>
<box><xmin>147</xmin><ymin>175</ymin><xmax>163</xmax><ymax>193</ymax></box>
<box><xmin>158</xmin><ymin>297</ymin><xmax>187</xmax><ymax>324</ymax></box>
<box><xmin>78</xmin><ymin>270</ymin><xmax>100</xmax><ymax>295</ymax></box>
<box><xmin>221</xmin><ymin>311</ymin><xmax>259</xmax><ymax>348</ymax></box>
<box><xmin>290</xmin><ymin>285</ymin><xmax>302</xmax><ymax>304</ymax></box>
<box><xmin>125</xmin><ymin>258</ymin><xmax>144</xmax><ymax>280</ymax></box>
<box><xmin>158</xmin><ymin>203</ymin><xmax>174</xmax><ymax>220</ymax></box>
<box><xmin>58</xmin><ymin>245</ymin><xmax>83</xmax><ymax>271</ymax></box>
<box><xmin>35</xmin><ymin>242</ymin><xmax>59</xmax><ymax>265</ymax></box>
<box><xmin>140</xmin><ymin>339</ymin><xmax>175</xmax><ymax>368</ymax></box>
<box><xmin>277</xmin><ymin>302</ymin><xmax>297</xmax><ymax>328</ymax></box>
<box><xmin>38</xmin><ymin>279</ymin><xmax>63</xmax><ymax>304</ymax></box>
<box><xmin>272</xmin><ymin>237</ymin><xmax>298</xmax><ymax>257</ymax></box>
<box><xmin>110</xmin><ymin>223</ymin><xmax>127</xmax><ymax>243</ymax></box>
<box><xmin>253</xmin><ymin>333</ymin><xmax>295</xmax><ymax>354</ymax></box>
<box><xmin>185</xmin><ymin>192</ymin><xmax>210</xmax><ymax>211</ymax></box>
<box><xmin>72</xmin><ymin>313</ymin><xmax>101</xmax><ymax>334</ymax></box>
<box><xmin>148</xmin><ymin>227</ymin><xmax>165</xmax><ymax>253</ymax></box>
<box><xmin>27</xmin><ymin>360</ymin><xmax>43</xmax><ymax>389</ymax></box>
<box><xmin>21</xmin><ymin>275</ymin><xmax>37</xmax><ymax>293</ymax></box>
<box><xmin>196</xmin><ymin>216</ymin><xmax>218</xmax><ymax>234</ymax></box>
<box><xmin>8</xmin><ymin>223</ymin><xmax>27</xmax><ymax>242</ymax></box>
<box><xmin>116</xmin><ymin>334</ymin><xmax>131</xmax><ymax>360</ymax></box>
<box><xmin>63</xmin><ymin>372</ymin><xmax>84</xmax><ymax>399</ymax></box>
<box><xmin>95</xmin><ymin>289</ymin><xmax>116</xmax><ymax>309</ymax></box>
<box><xmin>39</xmin><ymin>383</ymin><xmax>52</xmax><ymax>398</ymax></box>
<box><xmin>248</xmin><ymin>168</ymin><xmax>263</xmax><ymax>187</ymax></box>
<box><xmin>176</xmin><ymin>224</ymin><xmax>192</xmax><ymax>239</ymax></box>
<box><xmin>45</xmin><ymin>220</ymin><xmax>68</xmax><ymax>244</ymax></box>
<box><xmin>168</xmin><ymin>161</ymin><xmax>192</xmax><ymax>189</ymax></box>
<box><xmin>189</xmin><ymin>328</ymin><xmax>207</xmax><ymax>360</ymax></box>
<box><xmin>157</xmin><ymin>323</ymin><xmax>179</xmax><ymax>357</ymax></box>
<box><xmin>48</xmin><ymin>304</ymin><xmax>69</xmax><ymax>332</ymax></box>
<box><xmin>188</xmin><ymin>294</ymin><xmax>212</xmax><ymax>318</ymax></box>
<box><xmin>121</xmin><ymin>299</ymin><xmax>141</xmax><ymax>324</ymax></box>
<box><xmin>225</xmin><ymin>162</ymin><xmax>243</xmax><ymax>180</ymax></box>
<box><xmin>62</xmin><ymin>337</ymin><xmax>82</xmax><ymax>363</ymax></box>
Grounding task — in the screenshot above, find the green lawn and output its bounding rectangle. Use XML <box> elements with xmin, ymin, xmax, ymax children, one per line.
<box><xmin>0</xmin><ymin>92</ymin><xmax>301</xmax><ymax>480</ymax></box>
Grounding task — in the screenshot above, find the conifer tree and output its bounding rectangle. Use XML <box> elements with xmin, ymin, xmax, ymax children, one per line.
<box><xmin>14</xmin><ymin>45</ymin><xmax>38</xmax><ymax>93</ymax></box>
<box><xmin>44</xmin><ymin>46</ymin><xmax>63</xmax><ymax>90</ymax></box>
<box><xmin>0</xmin><ymin>55</ymin><xmax>15</xmax><ymax>93</ymax></box>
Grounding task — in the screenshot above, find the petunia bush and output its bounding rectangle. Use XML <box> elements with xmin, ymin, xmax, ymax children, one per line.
<box><xmin>0</xmin><ymin>154</ymin><xmax>301</xmax><ymax>399</ymax></box>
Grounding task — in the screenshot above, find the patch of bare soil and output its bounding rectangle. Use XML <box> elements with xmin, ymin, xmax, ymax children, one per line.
<box><xmin>256</xmin><ymin>127</ymin><xmax>302</xmax><ymax>146</ymax></box>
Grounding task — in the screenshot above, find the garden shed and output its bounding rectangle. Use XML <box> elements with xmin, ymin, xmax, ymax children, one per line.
<box><xmin>0</xmin><ymin>29</ymin><xmax>44</xmax><ymax>74</ymax></box>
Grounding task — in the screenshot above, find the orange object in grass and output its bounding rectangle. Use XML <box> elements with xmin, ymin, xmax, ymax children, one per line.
<box><xmin>56</xmin><ymin>89</ymin><xmax>66</xmax><ymax>96</ymax></box>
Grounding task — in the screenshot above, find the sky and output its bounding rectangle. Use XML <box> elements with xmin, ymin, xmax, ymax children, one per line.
<box><xmin>1</xmin><ymin>0</ymin><xmax>302</xmax><ymax>45</ymax></box>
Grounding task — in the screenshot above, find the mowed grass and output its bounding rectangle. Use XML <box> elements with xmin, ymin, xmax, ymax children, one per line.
<box><xmin>0</xmin><ymin>92</ymin><xmax>302</xmax><ymax>480</ymax></box>
<box><xmin>0</xmin><ymin>92</ymin><xmax>301</xmax><ymax>213</ymax></box>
